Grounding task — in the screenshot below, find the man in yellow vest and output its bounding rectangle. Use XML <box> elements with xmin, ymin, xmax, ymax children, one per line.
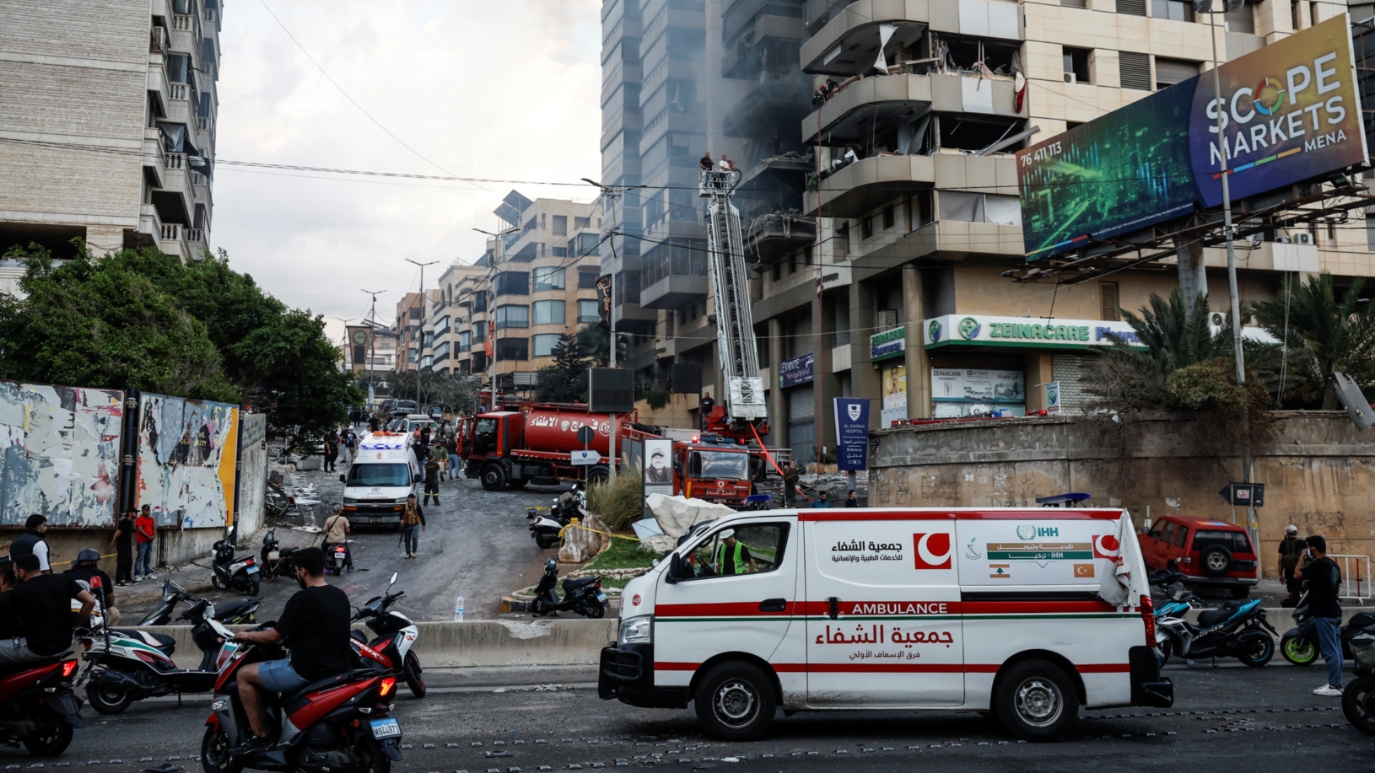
<box><xmin>715</xmin><ymin>529</ymin><xmax>757</xmax><ymax>576</ymax></box>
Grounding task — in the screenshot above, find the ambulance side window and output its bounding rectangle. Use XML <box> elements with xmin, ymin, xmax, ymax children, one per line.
<box><xmin>685</xmin><ymin>524</ymin><xmax>789</xmax><ymax>580</ymax></box>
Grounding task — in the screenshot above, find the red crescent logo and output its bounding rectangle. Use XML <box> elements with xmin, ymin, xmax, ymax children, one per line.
<box><xmin>1092</xmin><ymin>534</ymin><xmax>1121</xmax><ymax>559</ymax></box>
<box><xmin>913</xmin><ymin>532</ymin><xmax>953</xmax><ymax>570</ymax></box>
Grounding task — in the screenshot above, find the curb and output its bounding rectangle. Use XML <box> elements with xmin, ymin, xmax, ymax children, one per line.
<box><xmin>500</xmin><ymin>593</ymin><xmax>623</xmax><ymax>615</ymax></box>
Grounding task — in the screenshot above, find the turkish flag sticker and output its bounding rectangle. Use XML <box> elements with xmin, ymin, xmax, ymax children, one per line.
<box><xmin>913</xmin><ymin>532</ymin><xmax>953</xmax><ymax>570</ymax></box>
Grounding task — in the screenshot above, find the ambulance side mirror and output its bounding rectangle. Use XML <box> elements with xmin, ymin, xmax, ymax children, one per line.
<box><xmin>665</xmin><ymin>552</ymin><xmax>683</xmax><ymax>584</ymax></box>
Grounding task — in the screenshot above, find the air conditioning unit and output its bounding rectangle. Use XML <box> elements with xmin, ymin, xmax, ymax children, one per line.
<box><xmin>1210</xmin><ymin>312</ymin><xmax>1226</xmax><ymax>328</ymax></box>
<box><xmin>1063</xmin><ymin>72</ymin><xmax>1077</xmax><ymax>84</ymax></box>
<box><xmin>1294</xmin><ymin>232</ymin><xmax>1315</xmax><ymax>245</ymax></box>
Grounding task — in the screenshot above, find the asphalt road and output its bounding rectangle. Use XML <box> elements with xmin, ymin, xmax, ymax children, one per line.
<box><xmin>12</xmin><ymin>660</ymin><xmax>1369</xmax><ymax>772</ymax></box>
<box><xmin>121</xmin><ymin>465</ymin><xmax>564</xmax><ymax>623</ymax></box>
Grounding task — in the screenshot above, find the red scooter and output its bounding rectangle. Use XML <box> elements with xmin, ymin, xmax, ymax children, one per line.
<box><xmin>199</xmin><ymin>620</ymin><xmax>402</xmax><ymax>773</ymax></box>
<box><xmin>0</xmin><ymin>655</ymin><xmax>83</xmax><ymax>756</ymax></box>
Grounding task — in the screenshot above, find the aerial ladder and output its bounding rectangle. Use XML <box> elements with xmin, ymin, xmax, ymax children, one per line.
<box><xmin>699</xmin><ymin>169</ymin><xmax>769</xmax><ymax>440</ymax></box>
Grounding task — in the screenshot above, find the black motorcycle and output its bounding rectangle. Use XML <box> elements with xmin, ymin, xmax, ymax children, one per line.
<box><xmin>1280</xmin><ymin>590</ymin><xmax>1374</xmax><ymax>666</ymax></box>
<box><xmin>259</xmin><ymin>529</ymin><xmax>301</xmax><ymax>583</ymax></box>
<box><xmin>1154</xmin><ymin>590</ymin><xmax>1277</xmax><ymax>667</ymax></box>
<box><xmin>138</xmin><ymin>580</ymin><xmax>260</xmax><ymax>627</ymax></box>
<box><xmin>1341</xmin><ymin>617</ymin><xmax>1375</xmax><ymax>735</ymax></box>
<box><xmin>527</xmin><ymin>484</ymin><xmax>585</xmax><ymax>550</ymax></box>
<box><xmin>530</xmin><ymin>558</ymin><xmax>608</xmax><ymax>619</ymax></box>
<box><xmin>211</xmin><ymin>531</ymin><xmax>260</xmax><ymax>596</ymax></box>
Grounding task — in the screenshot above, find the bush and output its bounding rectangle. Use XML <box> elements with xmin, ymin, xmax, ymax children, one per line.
<box><xmin>644</xmin><ymin>389</ymin><xmax>671</xmax><ymax>410</ymax></box>
<box><xmin>585</xmin><ymin>470</ymin><xmax>644</xmax><ymax>532</ymax></box>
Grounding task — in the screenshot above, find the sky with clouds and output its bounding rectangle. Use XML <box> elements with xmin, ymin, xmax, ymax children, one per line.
<box><xmin>213</xmin><ymin>1</ymin><xmax>603</xmax><ymax>344</ymax></box>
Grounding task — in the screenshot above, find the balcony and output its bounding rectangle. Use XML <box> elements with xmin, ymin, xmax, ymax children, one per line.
<box><xmin>805</xmin><ymin>154</ymin><xmax>934</xmax><ymax>219</ymax></box>
<box><xmin>802</xmin><ymin>0</ymin><xmax>1020</xmax><ymax>76</ymax></box>
<box><xmin>191</xmin><ymin>170</ymin><xmax>213</xmax><ymax>212</ymax></box>
<box><xmin>639</xmin><ymin>242</ymin><xmax>709</xmax><ymax>310</ymax></box>
<box><xmin>147</xmin><ymin>67</ymin><xmax>169</xmax><ymax>118</ymax></box>
<box><xmin>151</xmin><ymin>152</ymin><xmax>193</xmax><ymax>226</ymax></box>
<box><xmin>142</xmin><ymin>130</ymin><xmax>166</xmax><ymax>189</ymax></box>
<box><xmin>802</xmin><ymin>72</ymin><xmax>1024</xmax><ymax>145</ymax></box>
<box><xmin>159</xmin><ymin>223</ymin><xmax>190</xmax><ymax>260</ymax></box>
<box><xmin>746</xmin><ymin>212</ymin><xmax>817</xmax><ymax>264</ymax></box>
<box><xmin>137</xmin><ymin>204</ymin><xmax>163</xmax><ymax>248</ymax></box>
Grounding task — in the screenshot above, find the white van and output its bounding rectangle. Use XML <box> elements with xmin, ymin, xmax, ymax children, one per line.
<box><xmin>598</xmin><ymin>508</ymin><xmax>1172</xmax><ymax>741</ymax></box>
<box><xmin>340</xmin><ymin>432</ymin><xmax>419</xmax><ymax>530</ymax></box>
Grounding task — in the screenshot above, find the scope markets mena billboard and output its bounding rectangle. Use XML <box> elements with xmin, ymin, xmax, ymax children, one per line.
<box><xmin>1018</xmin><ymin>15</ymin><xmax>1367</xmax><ymax>261</ymax></box>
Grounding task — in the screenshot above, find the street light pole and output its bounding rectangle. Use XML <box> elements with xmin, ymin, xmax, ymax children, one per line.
<box><xmin>474</xmin><ymin>227</ymin><xmax>519</xmax><ymax>412</ymax></box>
<box><xmin>583</xmin><ymin>178</ymin><xmax>631</xmax><ymax>484</ymax></box>
<box><xmin>361</xmin><ymin>289</ymin><xmax>387</xmax><ymax>400</ymax></box>
<box><xmin>1206</xmin><ymin>3</ymin><xmax>1256</xmax><ymax>540</ymax></box>
<box><xmin>405</xmin><ymin>259</ymin><xmax>439</xmax><ymax>378</ymax></box>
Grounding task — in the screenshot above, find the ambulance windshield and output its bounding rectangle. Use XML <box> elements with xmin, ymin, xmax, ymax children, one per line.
<box><xmin>346</xmin><ymin>463</ymin><xmax>411</xmax><ymax>488</ymax></box>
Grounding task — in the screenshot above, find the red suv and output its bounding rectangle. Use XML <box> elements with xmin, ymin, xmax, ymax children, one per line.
<box><xmin>1141</xmin><ymin>516</ymin><xmax>1259</xmax><ymax>598</ymax></box>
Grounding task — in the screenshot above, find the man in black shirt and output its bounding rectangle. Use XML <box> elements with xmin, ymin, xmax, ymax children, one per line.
<box><xmin>230</xmin><ymin>547</ymin><xmax>351</xmax><ymax>754</ymax></box>
<box><xmin>0</xmin><ymin>554</ymin><xmax>95</xmax><ymax>665</ymax></box>
<box><xmin>66</xmin><ymin>549</ymin><xmax>118</xmax><ymax>625</ymax></box>
<box><xmin>1295</xmin><ymin>535</ymin><xmax>1343</xmax><ymax>696</ymax></box>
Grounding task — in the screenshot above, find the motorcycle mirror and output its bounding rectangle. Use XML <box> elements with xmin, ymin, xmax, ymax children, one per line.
<box><xmin>389</xmin><ymin>572</ymin><xmax>398</xmax><ymax>587</ymax></box>
<box><xmin>208</xmin><ymin>619</ymin><xmax>233</xmax><ymax>638</ymax></box>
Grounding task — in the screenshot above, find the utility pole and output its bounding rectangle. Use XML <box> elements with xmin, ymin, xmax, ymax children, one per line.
<box><xmin>474</xmin><ymin>227</ymin><xmax>519</xmax><ymax>411</ymax></box>
<box><xmin>584</xmin><ymin>178</ymin><xmax>632</xmax><ymax>484</ymax></box>
<box><xmin>1205</xmin><ymin>0</ymin><xmax>1257</xmax><ymax>543</ymax></box>
<box><xmin>361</xmin><ymin>289</ymin><xmax>387</xmax><ymax>398</ymax></box>
<box><xmin>406</xmin><ymin>259</ymin><xmax>438</xmax><ymax>379</ymax></box>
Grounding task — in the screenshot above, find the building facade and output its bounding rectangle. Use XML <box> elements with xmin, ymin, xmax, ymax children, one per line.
<box><xmin>0</xmin><ymin>0</ymin><xmax>223</xmax><ymax>261</ymax></box>
<box><xmin>604</xmin><ymin>0</ymin><xmax>1375</xmax><ymax>465</ymax></box>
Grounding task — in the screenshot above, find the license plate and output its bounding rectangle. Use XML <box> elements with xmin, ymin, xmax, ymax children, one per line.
<box><xmin>370</xmin><ymin>517</ymin><xmax>381</xmax><ymax>524</ymax></box>
<box><xmin>246</xmin><ymin>566</ymin><xmax>259</xmax><ymax>575</ymax></box>
<box><xmin>369</xmin><ymin>718</ymin><xmax>401</xmax><ymax>740</ymax></box>
<box><xmin>596</xmin><ymin>592</ymin><xmax>607</xmax><ymax>603</ymax></box>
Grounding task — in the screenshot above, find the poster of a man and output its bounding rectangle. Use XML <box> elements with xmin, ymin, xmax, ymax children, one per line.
<box><xmin>646</xmin><ymin>447</ymin><xmax>671</xmax><ymax>483</ymax></box>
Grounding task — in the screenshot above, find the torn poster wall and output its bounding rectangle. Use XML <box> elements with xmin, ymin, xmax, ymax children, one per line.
<box><xmin>0</xmin><ymin>382</ymin><xmax>124</xmax><ymax>527</ymax></box>
<box><xmin>234</xmin><ymin>413</ymin><xmax>268</xmax><ymax>536</ymax></box>
<box><xmin>135</xmin><ymin>393</ymin><xmax>239</xmax><ymax>529</ymax></box>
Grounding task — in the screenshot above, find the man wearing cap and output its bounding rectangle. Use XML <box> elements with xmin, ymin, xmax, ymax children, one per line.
<box><xmin>716</xmin><ymin>530</ymin><xmax>757</xmax><ymax>576</ymax></box>
<box><xmin>1279</xmin><ymin>525</ymin><xmax>1306</xmax><ymax>606</ymax></box>
<box><xmin>646</xmin><ymin>448</ymin><xmax>671</xmax><ymax>484</ymax></box>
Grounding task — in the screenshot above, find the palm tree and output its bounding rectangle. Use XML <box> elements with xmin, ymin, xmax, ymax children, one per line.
<box><xmin>1252</xmin><ymin>274</ymin><xmax>1375</xmax><ymax>409</ymax></box>
<box><xmin>1093</xmin><ymin>290</ymin><xmax>1234</xmax><ymax>408</ymax></box>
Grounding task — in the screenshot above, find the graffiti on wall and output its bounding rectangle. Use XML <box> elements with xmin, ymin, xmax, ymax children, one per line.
<box><xmin>234</xmin><ymin>414</ymin><xmax>267</xmax><ymax>536</ymax></box>
<box><xmin>136</xmin><ymin>394</ymin><xmax>239</xmax><ymax>529</ymax></box>
<box><xmin>0</xmin><ymin>382</ymin><xmax>123</xmax><ymax>527</ymax></box>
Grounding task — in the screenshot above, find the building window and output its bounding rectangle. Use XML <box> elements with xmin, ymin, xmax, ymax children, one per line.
<box><xmin>552</xmin><ymin>215</ymin><xmax>568</xmax><ymax>236</ymax></box>
<box><xmin>1119</xmin><ymin>51</ymin><xmax>1152</xmax><ymax>91</ymax></box>
<box><xmin>1063</xmin><ymin>47</ymin><xmax>1092</xmax><ymax>84</ymax></box>
<box><xmin>496</xmin><ymin>338</ymin><xmax>528</xmax><ymax>361</ymax></box>
<box><xmin>532</xmin><ymin>300</ymin><xmax>565</xmax><ymax>325</ymax></box>
<box><xmin>495</xmin><ymin>271</ymin><xmax>530</xmax><ymax>296</ymax></box>
<box><xmin>574</xmin><ymin>216</ymin><xmax>591</xmax><ymax>230</ymax></box>
<box><xmin>1062</xmin><ymin>0</ymin><xmax>1087</xmax><ymax>6</ymax></box>
<box><xmin>473</xmin><ymin>324</ymin><xmax>486</xmax><ymax>343</ymax></box>
<box><xmin>533</xmin><ymin>266</ymin><xmax>566</xmax><ymax>291</ymax></box>
<box><xmin>1225</xmin><ymin>2</ymin><xmax>1255</xmax><ymax>32</ymax></box>
<box><xmin>1118</xmin><ymin>0</ymin><xmax>1147</xmax><ymax>16</ymax></box>
<box><xmin>1154</xmin><ymin>57</ymin><xmax>1200</xmax><ymax>90</ymax></box>
<box><xmin>771</xmin><ymin>261</ymin><xmax>781</xmax><ymax>281</ymax></box>
<box><xmin>861</xmin><ymin>217</ymin><xmax>874</xmax><ymax>240</ymax></box>
<box><xmin>1151</xmin><ymin>0</ymin><xmax>1193</xmax><ymax>20</ymax></box>
<box><xmin>496</xmin><ymin>304</ymin><xmax>529</xmax><ymax>329</ymax></box>
<box><xmin>1100</xmin><ymin>282</ymin><xmax>1120</xmax><ymax>321</ymax></box>
<box><xmin>577</xmin><ymin>269</ymin><xmax>598</xmax><ymax>289</ymax></box>
<box><xmin>578</xmin><ymin>299</ymin><xmax>601</xmax><ymax>323</ymax></box>
<box><xmin>533</xmin><ymin>333</ymin><xmax>563</xmax><ymax>357</ymax></box>
<box><xmin>458</xmin><ymin>331</ymin><xmax>471</xmax><ymax>352</ymax></box>
<box><xmin>472</xmin><ymin>291</ymin><xmax>487</xmax><ymax>313</ymax></box>
<box><xmin>883</xmin><ymin>205</ymin><xmax>895</xmax><ymax>230</ymax></box>
<box><xmin>835</xmin><ymin>223</ymin><xmax>850</xmax><ymax>255</ymax></box>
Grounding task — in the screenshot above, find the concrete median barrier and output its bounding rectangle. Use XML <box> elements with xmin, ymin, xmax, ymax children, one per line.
<box><xmin>139</xmin><ymin>619</ymin><xmax>617</xmax><ymax>671</ymax></box>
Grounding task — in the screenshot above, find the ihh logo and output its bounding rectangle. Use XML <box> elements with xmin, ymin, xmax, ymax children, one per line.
<box><xmin>1038</xmin><ymin>527</ymin><xmax>1059</xmax><ymax>538</ymax></box>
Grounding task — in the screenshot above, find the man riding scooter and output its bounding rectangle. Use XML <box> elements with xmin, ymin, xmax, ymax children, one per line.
<box><xmin>228</xmin><ymin>547</ymin><xmax>352</xmax><ymax>755</ymax></box>
<box><xmin>321</xmin><ymin>504</ymin><xmax>353</xmax><ymax>572</ymax></box>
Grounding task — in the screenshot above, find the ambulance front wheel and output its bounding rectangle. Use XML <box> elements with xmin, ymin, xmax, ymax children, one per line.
<box><xmin>694</xmin><ymin>661</ymin><xmax>777</xmax><ymax>741</ymax></box>
<box><xmin>994</xmin><ymin>660</ymin><xmax>1078</xmax><ymax>741</ymax></box>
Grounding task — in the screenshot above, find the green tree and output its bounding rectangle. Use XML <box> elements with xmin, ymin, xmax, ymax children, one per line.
<box><xmin>536</xmin><ymin>334</ymin><xmax>591</xmax><ymax>403</ymax></box>
<box><xmin>577</xmin><ymin>323</ymin><xmax>626</xmax><ymax>368</ymax></box>
<box><xmin>1092</xmin><ymin>290</ymin><xmax>1235</xmax><ymax>409</ymax></box>
<box><xmin>0</xmin><ymin>243</ymin><xmax>361</xmax><ymax>444</ymax></box>
<box><xmin>1251</xmin><ymin>273</ymin><xmax>1375</xmax><ymax>408</ymax></box>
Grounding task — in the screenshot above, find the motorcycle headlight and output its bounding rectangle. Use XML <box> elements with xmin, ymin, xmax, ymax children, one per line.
<box><xmin>618</xmin><ymin>615</ymin><xmax>653</xmax><ymax>646</ymax></box>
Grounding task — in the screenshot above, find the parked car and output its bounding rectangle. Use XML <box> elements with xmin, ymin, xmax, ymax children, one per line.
<box><xmin>1141</xmin><ymin>516</ymin><xmax>1258</xmax><ymax>598</ymax></box>
<box><xmin>385</xmin><ymin>414</ymin><xmax>439</xmax><ymax>436</ymax></box>
<box><xmin>381</xmin><ymin>399</ymin><xmax>419</xmax><ymax>418</ymax></box>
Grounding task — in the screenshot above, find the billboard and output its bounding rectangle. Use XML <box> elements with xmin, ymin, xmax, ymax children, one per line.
<box><xmin>1019</xmin><ymin>15</ymin><xmax>1367</xmax><ymax>260</ymax></box>
<box><xmin>136</xmin><ymin>393</ymin><xmax>239</xmax><ymax>529</ymax></box>
<box><xmin>0</xmin><ymin>383</ymin><xmax>124</xmax><ymax>527</ymax></box>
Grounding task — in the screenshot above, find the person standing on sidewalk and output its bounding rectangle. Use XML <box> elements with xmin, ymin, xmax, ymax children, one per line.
<box><xmin>1294</xmin><ymin>535</ymin><xmax>1344</xmax><ymax>697</ymax></box>
<box><xmin>400</xmin><ymin>494</ymin><xmax>426</xmax><ymax>559</ymax></box>
<box><xmin>445</xmin><ymin>434</ymin><xmax>460</xmax><ymax>480</ymax></box>
<box><xmin>110</xmin><ymin>511</ymin><xmax>134</xmax><ymax>587</ymax></box>
<box><xmin>8</xmin><ymin>515</ymin><xmax>52</xmax><ymax>574</ymax></box>
<box><xmin>782</xmin><ymin>462</ymin><xmax>800</xmax><ymax>508</ymax></box>
<box><xmin>422</xmin><ymin>452</ymin><xmax>441</xmax><ymax>505</ymax></box>
<box><xmin>134</xmin><ymin>506</ymin><xmax>157</xmax><ymax>581</ymax></box>
<box><xmin>1279</xmin><ymin>525</ymin><xmax>1306</xmax><ymax>606</ymax></box>
<box><xmin>323</xmin><ymin>428</ymin><xmax>339</xmax><ymax>473</ymax></box>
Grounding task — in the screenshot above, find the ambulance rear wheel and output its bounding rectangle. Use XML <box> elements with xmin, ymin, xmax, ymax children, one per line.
<box><xmin>480</xmin><ymin>464</ymin><xmax>507</xmax><ymax>491</ymax></box>
<box><xmin>694</xmin><ymin>661</ymin><xmax>776</xmax><ymax>741</ymax></box>
<box><xmin>994</xmin><ymin>660</ymin><xmax>1078</xmax><ymax>741</ymax></box>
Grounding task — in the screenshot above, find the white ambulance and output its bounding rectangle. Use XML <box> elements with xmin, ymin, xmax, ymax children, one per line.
<box><xmin>598</xmin><ymin>508</ymin><xmax>1172</xmax><ymax>741</ymax></box>
<box><xmin>339</xmin><ymin>432</ymin><xmax>419</xmax><ymax>530</ymax></box>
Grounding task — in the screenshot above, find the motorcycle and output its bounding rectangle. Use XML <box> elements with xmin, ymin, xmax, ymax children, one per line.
<box><xmin>1154</xmin><ymin>585</ymin><xmax>1278</xmax><ymax>667</ymax></box>
<box><xmin>530</xmin><ymin>557</ymin><xmax>608</xmax><ymax>619</ymax></box>
<box><xmin>79</xmin><ymin>588</ymin><xmax>261</xmax><ymax>715</ymax></box>
<box><xmin>0</xmin><ymin>654</ymin><xmax>83</xmax><ymax>757</ymax></box>
<box><xmin>259</xmin><ymin>529</ymin><xmax>300</xmax><ymax>584</ymax></box>
<box><xmin>527</xmin><ymin>483</ymin><xmax>585</xmax><ymax>550</ymax></box>
<box><xmin>212</xmin><ymin>532</ymin><xmax>261</xmax><ymax>596</ymax></box>
<box><xmin>139</xmin><ymin>579</ymin><xmax>260</xmax><ymax>627</ymax></box>
<box><xmin>1279</xmin><ymin>589</ymin><xmax>1374</xmax><ymax>666</ymax></box>
<box><xmin>200</xmin><ymin>620</ymin><xmax>403</xmax><ymax>773</ymax></box>
<box><xmin>1342</xmin><ymin>618</ymin><xmax>1375</xmax><ymax>735</ymax></box>
<box><xmin>349</xmin><ymin>573</ymin><xmax>424</xmax><ymax>699</ymax></box>
<box><xmin>324</xmin><ymin>541</ymin><xmax>353</xmax><ymax>575</ymax></box>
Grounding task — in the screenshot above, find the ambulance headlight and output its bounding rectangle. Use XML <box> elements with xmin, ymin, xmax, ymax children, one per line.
<box><xmin>343</xmin><ymin>497</ymin><xmax>357</xmax><ymax>505</ymax></box>
<box><xmin>618</xmin><ymin>615</ymin><xmax>652</xmax><ymax>645</ymax></box>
